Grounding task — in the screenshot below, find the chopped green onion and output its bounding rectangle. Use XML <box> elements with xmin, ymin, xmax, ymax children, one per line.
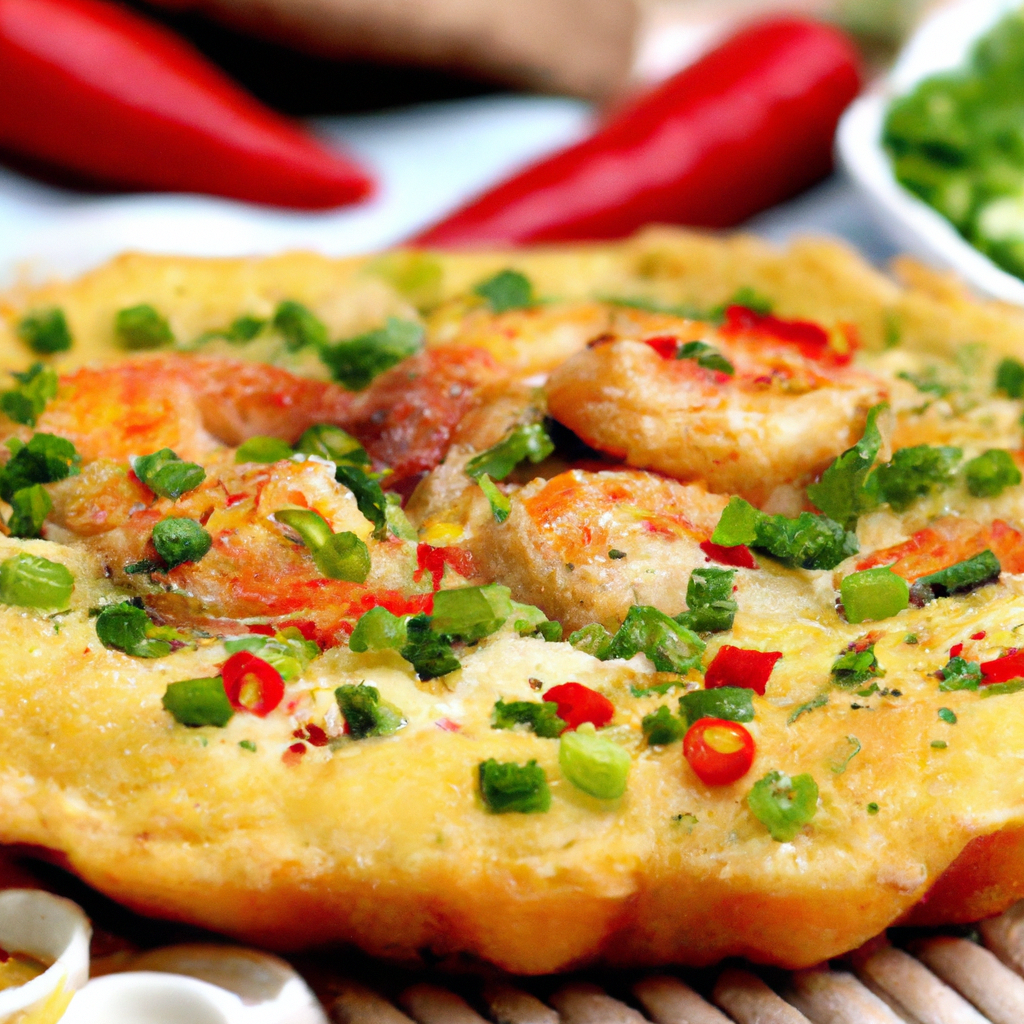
<box><xmin>17</xmin><ymin>307</ymin><xmax>72</xmax><ymax>354</ymax></box>
<box><xmin>711</xmin><ymin>496</ymin><xmax>857</xmax><ymax>571</ymax></box>
<box><xmin>867</xmin><ymin>802</ymin><xmax>879</xmax><ymax>814</ymax></box>
<box><xmin>477</xmin><ymin>474</ymin><xmax>511</xmax><ymax>523</ymax></box>
<box><xmin>152</xmin><ymin>517</ymin><xmax>212</xmax><ymax>569</ymax></box>
<box><xmin>509</xmin><ymin>600</ymin><xmax>561</xmax><ymax>640</ymax></box>
<box><xmin>721</xmin><ymin>286</ymin><xmax>772</xmax><ymax>316</ymax></box>
<box><xmin>478</xmin><ymin>758</ymin><xmax>550</xmax><ymax>813</ymax></box>
<box><xmin>0</xmin><ymin>552</ymin><xmax>74</xmax><ymax>608</ymax></box>
<box><xmin>829</xmin><ymin>735</ymin><xmax>861</xmax><ymax>774</ymax></box>
<box><xmin>964</xmin><ymin>449</ymin><xmax>1022</xmax><ymax>497</ymax></box>
<box><xmin>746</xmin><ymin>770</ymin><xmax>818</xmax><ymax>842</ymax></box>
<box><xmin>313</xmin><ymin>531</ymin><xmax>371</xmax><ymax>582</ymax></box>
<box><xmin>0</xmin><ymin>364</ymin><xmax>58</xmax><ymax>427</ymax></box>
<box><xmin>335</xmin><ymin>682</ymin><xmax>404</xmax><ymax>738</ymax></box>
<box><xmin>559</xmin><ymin>722</ymin><xmax>630</xmax><ymax>799</ymax></box>
<box><xmin>465</xmin><ymin>422</ymin><xmax>555</xmax><ymax>481</ymax></box>
<box><xmin>223</xmin><ymin>630</ymin><xmax>317</xmax><ymax>681</ymax></box>
<box><xmin>162</xmin><ymin>677</ymin><xmax>233</xmax><ymax>727</ymax></box>
<box><xmin>349</xmin><ymin>606</ymin><xmax>408</xmax><ymax>653</ymax></box>
<box><xmin>931</xmin><ymin>739</ymin><xmax>948</xmax><ymax>749</ymax></box>
<box><xmin>606</xmin><ymin>605</ymin><xmax>705</xmax><ymax>674</ymax></box>
<box><xmin>0</xmin><ymin>433</ymin><xmax>80</xmax><ymax>502</ymax></box>
<box><xmin>608</xmin><ymin>549</ymin><xmax>627</xmax><ymax>560</ymax></box>
<box><xmin>938</xmin><ymin>655</ymin><xmax>981</xmax><ymax>691</ymax></box>
<box><xmin>568</xmin><ymin>623</ymin><xmax>614</xmax><ymax>659</ymax></box>
<box><xmin>384</xmin><ymin>493</ymin><xmax>418</xmax><ymax>540</ymax></box>
<box><xmin>431</xmin><ymin>584</ymin><xmax>512</xmax><ymax>641</ymax></box>
<box><xmin>239</xmin><ymin>739</ymin><xmax>257</xmax><ymax>752</ymax></box>
<box><xmin>675</xmin><ymin>567</ymin><xmax>737</xmax><ymax>633</ymax></box>
<box><xmin>980</xmin><ymin>679</ymin><xmax>1024</xmax><ymax>697</ymax></box>
<box><xmin>788</xmin><ymin>693</ymin><xmax>828</xmax><ymax>724</ymax></box>
<box><xmin>272</xmin><ymin>300</ymin><xmax>327</xmax><ymax>351</ymax></box>
<box><xmin>831</xmin><ymin>644</ymin><xmax>883</xmax><ymax>688</ymax></box>
<box><xmin>679</xmin><ymin>686</ymin><xmax>754</xmax><ymax>727</ymax></box>
<box><xmin>401</xmin><ymin>614</ymin><xmax>461</xmax><ymax>680</ymax></box>
<box><xmin>124</xmin><ymin>559</ymin><xmax>162</xmax><ymax>575</ymax></box>
<box><xmin>806</xmin><ymin>404</ymin><xmax>885</xmax><ymax>529</ymax></box>
<box><xmin>642</xmin><ymin>705</ymin><xmax>685</xmax><ymax>745</ymax></box>
<box><xmin>295</xmin><ymin>424</ymin><xmax>370</xmax><ymax>467</ymax></box>
<box><xmin>235</xmin><ymin>436</ymin><xmax>293</xmax><ymax>463</ymax></box>
<box><xmin>115</xmin><ymin>304</ymin><xmax>173</xmax><ymax>350</ymax></box>
<box><xmin>274</xmin><ymin>508</ymin><xmax>334</xmax><ymax>550</ymax></box>
<box><xmin>334</xmin><ymin>465</ymin><xmax>387</xmax><ymax>540</ymax></box>
<box><xmin>677</xmin><ymin>341</ymin><xmax>734</xmax><ymax>375</ymax></box>
<box><xmin>840</xmin><ymin>567</ymin><xmax>910</xmax><ymax>623</ymax></box>
<box><xmin>96</xmin><ymin>601</ymin><xmax>172</xmax><ymax>658</ymax></box>
<box><xmin>910</xmin><ymin>549</ymin><xmax>1000</xmax><ymax>605</ymax></box>
<box><xmin>131</xmin><ymin>449</ymin><xmax>205</xmax><ymax>500</ymax></box>
<box><xmin>996</xmin><ymin>357</ymin><xmax>1024</xmax><ymax>398</ymax></box>
<box><xmin>938</xmin><ymin>707</ymin><xmax>957</xmax><ymax>724</ymax></box>
<box><xmin>492</xmin><ymin>698</ymin><xmax>564</xmax><ymax>738</ymax></box>
<box><xmin>320</xmin><ymin>317</ymin><xmax>423</xmax><ymax>391</ymax></box>
<box><xmin>474</xmin><ymin>269</ymin><xmax>535</xmax><ymax>313</ymax></box>
<box><xmin>7</xmin><ymin>484</ymin><xmax>52</xmax><ymax>539</ymax></box>
<box><xmin>868</xmin><ymin>445</ymin><xmax>962</xmax><ymax>511</ymax></box>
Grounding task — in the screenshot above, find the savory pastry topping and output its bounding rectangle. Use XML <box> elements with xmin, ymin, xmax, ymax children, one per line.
<box><xmin>683</xmin><ymin>718</ymin><xmax>755</xmax><ymax>786</ymax></box>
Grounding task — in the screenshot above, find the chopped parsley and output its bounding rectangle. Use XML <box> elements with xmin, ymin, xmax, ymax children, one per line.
<box><xmin>0</xmin><ymin>433</ymin><xmax>80</xmax><ymax>501</ymax></box>
<box><xmin>131</xmin><ymin>448</ymin><xmax>205</xmax><ymax>500</ymax></box>
<box><xmin>910</xmin><ymin>549</ymin><xmax>1000</xmax><ymax>605</ymax></box>
<box><xmin>320</xmin><ymin>317</ymin><xmax>423</xmax><ymax>390</ymax></box>
<box><xmin>712</xmin><ymin>496</ymin><xmax>857</xmax><ymax>571</ymax></box>
<box><xmin>964</xmin><ymin>449</ymin><xmax>1021</xmax><ymax>497</ymax></box>
<box><xmin>675</xmin><ymin>566</ymin><xmax>737</xmax><ymax>633</ymax></box>
<box><xmin>677</xmin><ymin>341</ymin><xmax>734</xmax><ymax>375</ymax></box>
<box><xmin>478</xmin><ymin>758</ymin><xmax>550</xmax><ymax>813</ymax></box>
<box><xmin>897</xmin><ymin>369</ymin><xmax>952</xmax><ymax>398</ymax></box>
<box><xmin>831</xmin><ymin>644</ymin><xmax>883</xmax><ymax>688</ymax></box>
<box><xmin>272</xmin><ymin>300</ymin><xmax>327</xmax><ymax>351</ymax></box>
<box><xmin>17</xmin><ymin>307</ymin><xmax>72</xmax><ymax>354</ymax></box>
<box><xmin>239</xmin><ymin>739</ymin><xmax>257</xmax><ymax>752</ymax></box>
<box><xmin>607</xmin><ymin>605</ymin><xmax>705</xmax><ymax>673</ymax></box>
<box><xmin>115</xmin><ymin>304</ymin><xmax>173</xmax><ymax>349</ymax></box>
<box><xmin>938</xmin><ymin>655</ymin><xmax>981</xmax><ymax>691</ymax></box>
<box><xmin>868</xmin><ymin>445</ymin><xmax>962</xmax><ymax>511</ymax></box>
<box><xmin>829</xmin><ymin>735</ymin><xmax>861</xmax><ymax>774</ymax></box>
<box><xmin>679</xmin><ymin>686</ymin><xmax>754</xmax><ymax>727</ymax></box>
<box><xmin>0</xmin><ymin>363</ymin><xmax>58</xmax><ymax>427</ymax></box>
<box><xmin>474</xmin><ymin>270</ymin><xmax>535</xmax><ymax>313</ymax></box>
<box><xmin>931</xmin><ymin>739</ymin><xmax>948</xmax><ymax>749</ymax></box>
<box><xmin>867</xmin><ymin>802</ymin><xmax>880</xmax><ymax>814</ymax></box>
<box><xmin>335</xmin><ymin>465</ymin><xmax>388</xmax><ymax>539</ymax></box>
<box><xmin>151</xmin><ymin>517</ymin><xmax>212</xmax><ymax>569</ymax></box>
<box><xmin>747</xmin><ymin>770</ymin><xmax>818</xmax><ymax>842</ymax></box>
<box><xmin>335</xmin><ymin>683</ymin><xmax>403</xmax><ymax>738</ymax></box>
<box><xmin>465</xmin><ymin>422</ymin><xmax>554</xmax><ymax>481</ymax></box>
<box><xmin>200</xmin><ymin>314</ymin><xmax>267</xmax><ymax>345</ymax></box>
<box><xmin>491</xmin><ymin>698</ymin><xmax>564</xmax><ymax>738</ymax></box>
<box><xmin>642</xmin><ymin>705</ymin><xmax>685</xmax><ymax>745</ymax></box>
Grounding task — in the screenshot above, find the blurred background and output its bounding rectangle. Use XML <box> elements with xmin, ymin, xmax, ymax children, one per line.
<box><xmin>0</xmin><ymin>0</ymin><xmax>945</xmax><ymax>281</ymax></box>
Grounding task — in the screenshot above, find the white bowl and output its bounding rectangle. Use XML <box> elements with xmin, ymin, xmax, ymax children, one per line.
<box><xmin>837</xmin><ymin>0</ymin><xmax>1024</xmax><ymax>305</ymax></box>
<box><xmin>0</xmin><ymin>889</ymin><xmax>91</xmax><ymax>1022</ymax></box>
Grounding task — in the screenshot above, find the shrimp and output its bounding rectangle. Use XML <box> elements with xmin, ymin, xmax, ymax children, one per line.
<box><xmin>545</xmin><ymin>306</ymin><xmax>887</xmax><ymax>504</ymax></box>
<box><xmin>466</xmin><ymin>468</ymin><xmax>729</xmax><ymax>631</ymax></box>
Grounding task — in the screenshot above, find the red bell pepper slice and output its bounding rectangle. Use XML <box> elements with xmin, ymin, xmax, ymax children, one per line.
<box><xmin>981</xmin><ymin>650</ymin><xmax>1024</xmax><ymax>685</ymax></box>
<box><xmin>0</xmin><ymin>0</ymin><xmax>373</xmax><ymax>208</ymax></box>
<box><xmin>413</xmin><ymin>18</ymin><xmax>860</xmax><ymax>245</ymax></box>
<box><xmin>683</xmin><ymin>718</ymin><xmax>755</xmax><ymax>786</ymax></box>
<box><xmin>705</xmin><ymin>645</ymin><xmax>782</xmax><ymax>696</ymax></box>
<box><xmin>700</xmin><ymin>541</ymin><xmax>758</xmax><ymax>569</ymax></box>
<box><xmin>543</xmin><ymin>682</ymin><xmax>614</xmax><ymax>731</ymax></box>
<box><xmin>222</xmin><ymin>651</ymin><xmax>285</xmax><ymax>717</ymax></box>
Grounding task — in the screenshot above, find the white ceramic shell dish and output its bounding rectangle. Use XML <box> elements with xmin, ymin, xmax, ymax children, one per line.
<box><xmin>836</xmin><ymin>0</ymin><xmax>1024</xmax><ymax>305</ymax></box>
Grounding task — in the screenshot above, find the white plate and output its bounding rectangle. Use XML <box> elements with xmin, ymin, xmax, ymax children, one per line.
<box><xmin>837</xmin><ymin>0</ymin><xmax>1024</xmax><ymax>305</ymax></box>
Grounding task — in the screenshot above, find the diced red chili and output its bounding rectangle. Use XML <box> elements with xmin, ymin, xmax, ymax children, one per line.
<box><xmin>971</xmin><ymin>631</ymin><xmax>987</xmax><ymax>641</ymax></box>
<box><xmin>282</xmin><ymin>742</ymin><xmax>306</xmax><ymax>766</ymax></box>
<box><xmin>221</xmin><ymin>651</ymin><xmax>285</xmax><ymax>717</ymax></box>
<box><xmin>644</xmin><ymin>335</ymin><xmax>680</xmax><ymax>359</ymax></box>
<box><xmin>543</xmin><ymin>682</ymin><xmax>614</xmax><ymax>731</ymax></box>
<box><xmin>414</xmin><ymin>544</ymin><xmax>478</xmax><ymax>591</ymax></box>
<box><xmin>721</xmin><ymin>305</ymin><xmax>851</xmax><ymax>365</ymax></box>
<box><xmin>359</xmin><ymin>591</ymin><xmax>434</xmax><ymax>616</ymax></box>
<box><xmin>949</xmin><ymin>643</ymin><xmax>964</xmax><ymax>658</ymax></box>
<box><xmin>683</xmin><ymin>717</ymin><xmax>755</xmax><ymax>785</ymax></box>
<box><xmin>700</xmin><ymin>540</ymin><xmax>758</xmax><ymax>569</ymax></box>
<box><xmin>293</xmin><ymin>723</ymin><xmax>329</xmax><ymax>747</ymax></box>
<box><xmin>981</xmin><ymin>649</ymin><xmax>1024</xmax><ymax>684</ymax></box>
<box><xmin>704</xmin><ymin>645</ymin><xmax>781</xmax><ymax>696</ymax></box>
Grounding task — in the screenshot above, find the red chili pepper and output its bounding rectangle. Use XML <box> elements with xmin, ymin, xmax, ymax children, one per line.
<box><xmin>705</xmin><ymin>645</ymin><xmax>782</xmax><ymax>696</ymax></box>
<box><xmin>683</xmin><ymin>718</ymin><xmax>755</xmax><ymax>786</ymax></box>
<box><xmin>981</xmin><ymin>650</ymin><xmax>1024</xmax><ymax>684</ymax></box>
<box><xmin>414</xmin><ymin>544</ymin><xmax>477</xmax><ymax>591</ymax></box>
<box><xmin>700</xmin><ymin>541</ymin><xmax>758</xmax><ymax>569</ymax></box>
<box><xmin>644</xmin><ymin>335</ymin><xmax>681</xmax><ymax>359</ymax></box>
<box><xmin>949</xmin><ymin>643</ymin><xmax>964</xmax><ymax>659</ymax></box>
<box><xmin>221</xmin><ymin>651</ymin><xmax>285</xmax><ymax>717</ymax></box>
<box><xmin>413</xmin><ymin>18</ymin><xmax>859</xmax><ymax>246</ymax></box>
<box><xmin>720</xmin><ymin>305</ymin><xmax>851</xmax><ymax>366</ymax></box>
<box><xmin>0</xmin><ymin>0</ymin><xmax>373</xmax><ymax>208</ymax></box>
<box><xmin>543</xmin><ymin>682</ymin><xmax>614</xmax><ymax>731</ymax></box>
<box><xmin>971</xmin><ymin>631</ymin><xmax>987</xmax><ymax>641</ymax></box>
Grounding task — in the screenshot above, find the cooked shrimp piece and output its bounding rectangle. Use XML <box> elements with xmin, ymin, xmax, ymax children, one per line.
<box><xmin>855</xmin><ymin>517</ymin><xmax>1024</xmax><ymax>580</ymax></box>
<box><xmin>467</xmin><ymin>468</ymin><xmax>729</xmax><ymax>631</ymax></box>
<box><xmin>546</xmin><ymin>307</ymin><xmax>887</xmax><ymax>504</ymax></box>
<box><xmin>10</xmin><ymin>355</ymin><xmax>354</xmax><ymax>463</ymax></box>
<box><xmin>80</xmin><ymin>458</ymin><xmax>437</xmax><ymax>641</ymax></box>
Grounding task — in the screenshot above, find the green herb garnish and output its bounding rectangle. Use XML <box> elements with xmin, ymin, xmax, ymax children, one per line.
<box><xmin>492</xmin><ymin>698</ymin><xmax>564</xmax><ymax>738</ymax></box>
<box><xmin>7</xmin><ymin>484</ymin><xmax>51</xmax><ymax>539</ymax></box>
<box><xmin>272</xmin><ymin>300</ymin><xmax>327</xmax><ymax>351</ymax></box>
<box><xmin>677</xmin><ymin>341</ymin><xmax>733</xmax><ymax>375</ymax></box>
<box><xmin>559</xmin><ymin>723</ymin><xmax>630</xmax><ymax>799</ymax></box>
<box><xmin>869</xmin><ymin>445</ymin><xmax>962</xmax><ymax>511</ymax></box>
<box><xmin>348</xmin><ymin>606</ymin><xmax>408</xmax><ymax>653</ymax></box>
<box><xmin>474</xmin><ymin>270</ymin><xmax>535</xmax><ymax>313</ymax></box>
<box><xmin>642</xmin><ymin>705</ymin><xmax>685</xmax><ymax>745</ymax></box>
<box><xmin>400</xmin><ymin>614</ymin><xmax>461</xmax><ymax>680</ymax></box>
<box><xmin>17</xmin><ymin>307</ymin><xmax>72</xmax><ymax>354</ymax></box>
<box><xmin>568</xmin><ymin>623</ymin><xmax>614</xmax><ymax>659</ymax></box>
<box><xmin>320</xmin><ymin>317</ymin><xmax>423</xmax><ymax>390</ymax></box>
<box><xmin>675</xmin><ymin>566</ymin><xmax>737</xmax><ymax>633</ymax></box>
<box><xmin>162</xmin><ymin>677</ymin><xmax>233</xmax><ymax>728</ymax></box>
<box><xmin>0</xmin><ymin>552</ymin><xmax>74</xmax><ymax>608</ymax></box>
<box><xmin>831</xmin><ymin>644</ymin><xmax>883</xmax><ymax>688</ymax></box>
<box><xmin>223</xmin><ymin>629</ymin><xmax>318</xmax><ymax>681</ymax></box>
<box><xmin>679</xmin><ymin>686</ymin><xmax>755</xmax><ymax>727</ymax></box>
<box><xmin>477</xmin><ymin>473</ymin><xmax>510</xmax><ymax>523</ymax></box>
<box><xmin>235</xmin><ymin>436</ymin><xmax>293</xmax><ymax>463</ymax></box>
<box><xmin>478</xmin><ymin>758</ymin><xmax>550</xmax><ymax>813</ymax></box>
<box><xmin>788</xmin><ymin>692</ymin><xmax>828</xmax><ymax>724</ymax></box>
<box><xmin>274</xmin><ymin>508</ymin><xmax>370</xmax><ymax>582</ymax></box>
<box><xmin>747</xmin><ymin>770</ymin><xmax>818</xmax><ymax>842</ymax></box>
<box><xmin>465</xmin><ymin>422</ymin><xmax>554</xmax><ymax>481</ymax></box>
<box><xmin>910</xmin><ymin>550</ymin><xmax>1000</xmax><ymax>605</ymax></box>
<box><xmin>0</xmin><ymin>433</ymin><xmax>80</xmax><ymax>501</ymax></box>
<box><xmin>0</xmin><ymin>364</ymin><xmax>58</xmax><ymax>427</ymax></box>
<box><xmin>151</xmin><ymin>517</ymin><xmax>212</xmax><ymax>569</ymax></box>
<box><xmin>295</xmin><ymin>424</ymin><xmax>370</xmax><ymax>466</ymax></box>
<box><xmin>96</xmin><ymin>601</ymin><xmax>175</xmax><ymax>658</ymax></box>
<box><xmin>840</xmin><ymin>567</ymin><xmax>909</xmax><ymax>623</ymax></box>
<box><xmin>115</xmin><ymin>304</ymin><xmax>173</xmax><ymax>349</ymax></box>
<box><xmin>335</xmin><ymin>683</ymin><xmax>403</xmax><ymax>738</ymax></box>
<box><xmin>334</xmin><ymin>465</ymin><xmax>388</xmax><ymax>539</ymax></box>
<box><xmin>939</xmin><ymin>655</ymin><xmax>982</xmax><ymax>691</ymax></box>
<box><xmin>607</xmin><ymin>605</ymin><xmax>705</xmax><ymax>673</ymax></box>
<box><xmin>996</xmin><ymin>357</ymin><xmax>1024</xmax><ymax>398</ymax></box>
<box><xmin>964</xmin><ymin>448</ymin><xmax>1022</xmax><ymax>497</ymax></box>
<box><xmin>938</xmin><ymin>707</ymin><xmax>957</xmax><ymax>723</ymax></box>
<box><xmin>132</xmin><ymin>448</ymin><xmax>205</xmax><ymax>500</ymax></box>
